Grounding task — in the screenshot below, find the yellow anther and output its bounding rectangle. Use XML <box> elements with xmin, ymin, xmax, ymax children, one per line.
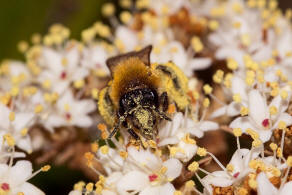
<box><xmin>148</xmin><ymin>140</ymin><xmax>157</xmax><ymax>148</ymax></box>
<box><xmin>34</xmin><ymin>104</ymin><xmax>43</xmax><ymax>113</ymax></box>
<box><xmin>280</xmin><ymin>90</ymin><xmax>288</xmax><ymax>99</ymax></box>
<box><xmin>248</xmin><ymin>178</ymin><xmax>257</xmax><ymax>189</ymax></box>
<box><xmin>20</xmin><ymin>128</ymin><xmax>28</xmax><ymax>136</ymax></box>
<box><xmin>81</xmin><ymin>28</ymin><xmax>96</xmax><ymax>43</ymax></box>
<box><xmin>97</xmin><ymin>123</ymin><xmax>107</xmax><ymax>132</ymax></box>
<box><xmin>102</xmin><ymin>3</ymin><xmax>115</xmax><ymax>16</ymax></box>
<box><xmin>159</xmin><ymin>166</ymin><xmax>168</xmax><ymax>174</ymax></box>
<box><xmin>120</xmin><ymin>0</ymin><xmax>132</xmax><ymax>8</ymax></box>
<box><xmin>120</xmin><ymin>11</ymin><xmax>132</xmax><ymax>24</ymax></box>
<box><xmin>17</xmin><ymin>192</ymin><xmax>25</xmax><ymax>195</ymax></box>
<box><xmin>10</xmin><ymin>87</ymin><xmax>19</xmax><ymax>97</ymax></box>
<box><xmin>240</xmin><ymin>106</ymin><xmax>249</xmax><ymax>116</ymax></box>
<box><xmin>278</xmin><ymin>121</ymin><xmax>286</xmax><ymax>130</ymax></box>
<box><xmin>9</xmin><ymin>112</ymin><xmax>15</xmax><ymax>121</ymax></box>
<box><xmin>232</xmin><ymin>2</ymin><xmax>243</xmax><ymax>13</ymax></box>
<box><xmin>227</xmin><ymin>58</ymin><xmax>238</xmax><ymax>70</ymax></box>
<box><xmin>233</xmin><ymin>21</ymin><xmax>241</xmax><ymax>29</ymax></box>
<box><xmin>168</xmin><ymin>146</ymin><xmax>178</xmax><ymax>157</ymax></box>
<box><xmin>95</xmin><ymin>184</ymin><xmax>103</xmax><ymax>194</ymax></box>
<box><xmin>233</xmin><ymin>94</ymin><xmax>241</xmax><ymax>103</ymax></box>
<box><xmin>174</xmin><ymin>191</ymin><xmax>182</xmax><ymax>195</ymax></box>
<box><xmin>100</xmin><ymin>145</ymin><xmax>109</xmax><ymax>155</ymax></box>
<box><xmin>84</xmin><ymin>152</ymin><xmax>94</xmax><ymax>161</ymax></box>
<box><xmin>188</xmin><ymin>161</ymin><xmax>199</xmax><ymax>172</ymax></box>
<box><xmin>237</xmin><ymin>187</ymin><xmax>248</xmax><ymax>195</ymax></box>
<box><xmin>18</xmin><ymin>41</ymin><xmax>29</xmax><ymax>53</ymax></box>
<box><xmin>276</xmin><ymin>148</ymin><xmax>283</xmax><ymax>158</ymax></box>
<box><xmin>226</xmin><ymin>164</ymin><xmax>234</xmax><ymax>172</ymax></box>
<box><xmin>270</xmin><ymin>88</ymin><xmax>279</xmax><ymax>97</ymax></box>
<box><xmin>91</xmin><ymin>88</ymin><xmax>99</xmax><ymax>100</ymax></box>
<box><xmin>74</xmin><ymin>181</ymin><xmax>85</xmax><ymax>191</ymax></box>
<box><xmin>91</xmin><ymin>143</ymin><xmax>99</xmax><ymax>153</ymax></box>
<box><xmin>269</xmin><ymin>106</ymin><xmax>278</xmax><ymax>115</ymax></box>
<box><xmin>42</xmin><ymin>79</ymin><xmax>51</xmax><ymax>89</ymax></box>
<box><xmin>119</xmin><ymin>151</ymin><xmax>128</xmax><ymax>159</ymax></box>
<box><xmin>192</xmin><ymin>91</ymin><xmax>199</xmax><ymax>100</ymax></box>
<box><xmin>73</xmin><ymin>79</ymin><xmax>85</xmax><ymax>89</ymax></box>
<box><xmin>41</xmin><ymin>165</ymin><xmax>51</xmax><ymax>172</ymax></box>
<box><xmin>213</xmin><ymin>70</ymin><xmax>224</xmax><ymax>83</ymax></box>
<box><xmin>246</xmin><ymin>128</ymin><xmax>259</xmax><ymax>140</ymax></box>
<box><xmin>240</xmin><ymin>34</ymin><xmax>251</xmax><ymax>46</ymax></box>
<box><xmin>182</xmin><ymin>133</ymin><xmax>196</xmax><ymax>145</ymax></box>
<box><xmin>203</xmin><ymin>98</ymin><xmax>210</xmax><ymax>108</ymax></box>
<box><xmin>245</xmin><ymin>76</ymin><xmax>254</xmax><ymax>86</ymax></box>
<box><xmin>203</xmin><ymin>84</ymin><xmax>213</xmax><ymax>95</ymax></box>
<box><xmin>167</xmin><ymin>104</ymin><xmax>176</xmax><ymax>114</ymax></box>
<box><xmin>233</xmin><ymin>128</ymin><xmax>242</xmax><ymax>137</ymax></box>
<box><xmin>252</xmin><ymin>139</ymin><xmax>262</xmax><ymax>148</ymax></box>
<box><xmin>3</xmin><ymin>134</ymin><xmax>15</xmax><ymax>147</ymax></box>
<box><xmin>136</xmin><ymin>0</ymin><xmax>149</xmax><ymax>9</ymax></box>
<box><xmin>269</xmin><ymin>143</ymin><xmax>277</xmax><ymax>151</ymax></box>
<box><xmin>208</xmin><ymin>20</ymin><xmax>219</xmax><ymax>31</ymax></box>
<box><xmin>197</xmin><ymin>147</ymin><xmax>207</xmax><ymax>156</ymax></box>
<box><xmin>86</xmin><ymin>182</ymin><xmax>94</xmax><ymax>192</ymax></box>
<box><xmin>185</xmin><ymin>180</ymin><xmax>195</xmax><ymax>189</ymax></box>
<box><xmin>287</xmin><ymin>156</ymin><xmax>292</xmax><ymax>167</ymax></box>
<box><xmin>64</xmin><ymin>103</ymin><xmax>70</xmax><ymax>112</ymax></box>
<box><xmin>191</xmin><ymin>36</ymin><xmax>204</xmax><ymax>53</ymax></box>
<box><xmin>210</xmin><ymin>6</ymin><xmax>226</xmax><ymax>17</ymax></box>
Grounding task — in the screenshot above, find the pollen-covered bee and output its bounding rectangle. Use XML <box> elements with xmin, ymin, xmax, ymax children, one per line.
<box><xmin>98</xmin><ymin>45</ymin><xmax>189</xmax><ymax>140</ymax></box>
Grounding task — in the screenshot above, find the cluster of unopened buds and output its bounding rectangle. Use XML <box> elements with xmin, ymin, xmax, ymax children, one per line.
<box><xmin>1</xmin><ymin>0</ymin><xmax>292</xmax><ymax>194</ymax></box>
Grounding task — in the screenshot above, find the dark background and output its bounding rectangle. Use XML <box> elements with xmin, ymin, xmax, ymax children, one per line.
<box><xmin>0</xmin><ymin>0</ymin><xmax>291</xmax><ymax>194</ymax></box>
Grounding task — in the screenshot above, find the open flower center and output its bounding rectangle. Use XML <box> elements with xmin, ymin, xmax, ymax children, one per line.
<box><xmin>148</xmin><ymin>174</ymin><xmax>158</xmax><ymax>182</ymax></box>
<box><xmin>60</xmin><ymin>71</ymin><xmax>67</xmax><ymax>79</ymax></box>
<box><xmin>262</xmin><ymin>118</ymin><xmax>270</xmax><ymax>128</ymax></box>
<box><xmin>233</xmin><ymin>172</ymin><xmax>240</xmax><ymax>178</ymax></box>
<box><xmin>1</xmin><ymin>183</ymin><xmax>10</xmax><ymax>191</ymax></box>
<box><xmin>65</xmin><ymin>113</ymin><xmax>71</xmax><ymax>121</ymax></box>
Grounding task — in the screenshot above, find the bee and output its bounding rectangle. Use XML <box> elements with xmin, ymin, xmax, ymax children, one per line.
<box><xmin>98</xmin><ymin>45</ymin><xmax>189</xmax><ymax>140</ymax></box>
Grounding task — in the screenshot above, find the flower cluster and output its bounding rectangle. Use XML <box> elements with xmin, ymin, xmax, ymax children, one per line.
<box><xmin>0</xmin><ymin>0</ymin><xmax>292</xmax><ymax>194</ymax></box>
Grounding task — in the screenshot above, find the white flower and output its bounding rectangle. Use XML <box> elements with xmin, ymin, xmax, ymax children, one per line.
<box><xmin>44</xmin><ymin>91</ymin><xmax>96</xmax><ymax>130</ymax></box>
<box><xmin>158</xmin><ymin>112</ymin><xmax>217</xmax><ymax>162</ymax></box>
<box><xmin>97</xmin><ymin>147</ymin><xmax>124</xmax><ymax>174</ymax></box>
<box><xmin>257</xmin><ymin>172</ymin><xmax>292</xmax><ymax>195</ymax></box>
<box><xmin>0</xmin><ymin>160</ymin><xmax>44</xmax><ymax>195</ymax></box>
<box><xmin>38</xmin><ymin>43</ymin><xmax>89</xmax><ymax>93</ymax></box>
<box><xmin>0</xmin><ymin>104</ymin><xmax>35</xmax><ymax>152</ymax></box>
<box><xmin>202</xmin><ymin>148</ymin><xmax>259</xmax><ymax>194</ymax></box>
<box><xmin>230</xmin><ymin>89</ymin><xmax>292</xmax><ymax>142</ymax></box>
<box><xmin>81</xmin><ymin>44</ymin><xmax>113</xmax><ymax>76</ymax></box>
<box><xmin>116</xmin><ymin>146</ymin><xmax>182</xmax><ymax>195</ymax></box>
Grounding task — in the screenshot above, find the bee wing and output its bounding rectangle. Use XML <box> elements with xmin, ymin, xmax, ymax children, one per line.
<box><xmin>152</xmin><ymin>62</ymin><xmax>189</xmax><ymax>111</ymax></box>
<box><xmin>98</xmin><ymin>86</ymin><xmax>116</xmax><ymax>126</ymax></box>
<box><xmin>106</xmin><ymin>45</ymin><xmax>152</xmax><ymax>74</ymax></box>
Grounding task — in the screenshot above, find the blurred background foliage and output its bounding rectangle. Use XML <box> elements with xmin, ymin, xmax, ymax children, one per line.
<box><xmin>0</xmin><ymin>0</ymin><xmax>291</xmax><ymax>194</ymax></box>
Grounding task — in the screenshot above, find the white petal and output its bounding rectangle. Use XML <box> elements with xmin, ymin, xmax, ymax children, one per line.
<box><xmin>248</xmin><ymin>90</ymin><xmax>269</xmax><ymax>127</ymax></box>
<box><xmin>256</xmin><ymin>172</ymin><xmax>278</xmax><ymax>195</ymax></box>
<box><xmin>8</xmin><ymin>160</ymin><xmax>32</xmax><ymax>186</ymax></box>
<box><xmin>139</xmin><ymin>182</ymin><xmax>175</xmax><ymax>195</ymax></box>
<box><xmin>69</xmin><ymin>190</ymin><xmax>82</xmax><ymax>195</ymax></box>
<box><xmin>210</xmin><ymin>106</ymin><xmax>227</xmax><ymax>119</ymax></box>
<box><xmin>71</xmin><ymin>67</ymin><xmax>89</xmax><ymax>81</ymax></box>
<box><xmin>12</xmin><ymin>182</ymin><xmax>45</xmax><ymax>195</ymax></box>
<box><xmin>231</xmin><ymin>76</ymin><xmax>248</xmax><ymax>101</ymax></box>
<box><xmin>198</xmin><ymin>121</ymin><xmax>219</xmax><ymax>132</ymax></box>
<box><xmin>14</xmin><ymin>113</ymin><xmax>35</xmax><ymax>131</ymax></box>
<box><xmin>72</xmin><ymin>116</ymin><xmax>93</xmax><ymax>128</ymax></box>
<box><xmin>117</xmin><ymin>171</ymin><xmax>149</xmax><ymax>194</ymax></box>
<box><xmin>280</xmin><ymin>182</ymin><xmax>292</xmax><ymax>195</ymax></box>
<box><xmin>188</xmin><ymin>58</ymin><xmax>212</xmax><ymax>70</ymax></box>
<box><xmin>17</xmin><ymin>137</ymin><xmax>32</xmax><ymax>153</ymax></box>
<box><xmin>203</xmin><ymin>171</ymin><xmax>233</xmax><ymax>187</ymax></box>
<box><xmin>272</xmin><ymin>113</ymin><xmax>292</xmax><ymax>129</ymax></box>
<box><xmin>163</xmin><ymin>158</ymin><xmax>182</xmax><ymax>180</ymax></box>
<box><xmin>226</xmin><ymin>102</ymin><xmax>240</xmax><ymax>116</ymax></box>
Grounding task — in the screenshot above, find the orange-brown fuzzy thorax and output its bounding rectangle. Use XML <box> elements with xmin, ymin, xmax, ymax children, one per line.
<box><xmin>110</xmin><ymin>57</ymin><xmax>160</xmax><ymax>106</ymax></box>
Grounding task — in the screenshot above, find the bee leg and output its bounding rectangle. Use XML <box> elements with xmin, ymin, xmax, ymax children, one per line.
<box><xmin>154</xmin><ymin>107</ymin><xmax>172</xmax><ymax>121</ymax></box>
<box><xmin>107</xmin><ymin>115</ymin><xmax>126</xmax><ymax>139</ymax></box>
<box><xmin>127</xmin><ymin>128</ymin><xmax>140</xmax><ymax>140</ymax></box>
<box><xmin>159</xmin><ymin>92</ymin><xmax>169</xmax><ymax>112</ymax></box>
